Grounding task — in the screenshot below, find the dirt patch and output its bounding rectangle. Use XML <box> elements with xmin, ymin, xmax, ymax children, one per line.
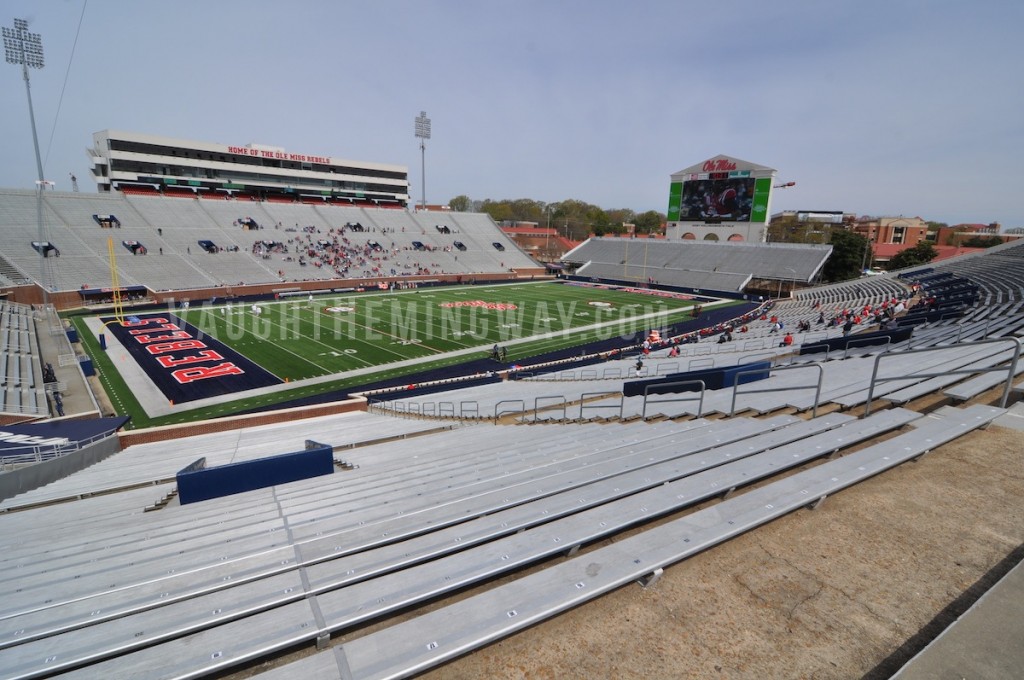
<box><xmin>419</xmin><ymin>425</ymin><xmax>1024</xmax><ymax>679</ymax></box>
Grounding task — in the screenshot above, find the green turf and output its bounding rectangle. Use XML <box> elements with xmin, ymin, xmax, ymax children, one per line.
<box><xmin>177</xmin><ymin>281</ymin><xmax>710</xmax><ymax>375</ymax></box>
<box><xmin>70</xmin><ymin>281</ymin><xmax>742</xmax><ymax>428</ymax></box>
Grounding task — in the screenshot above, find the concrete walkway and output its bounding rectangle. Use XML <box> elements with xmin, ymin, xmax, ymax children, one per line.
<box><xmin>892</xmin><ymin>557</ymin><xmax>1024</xmax><ymax>679</ymax></box>
<box><xmin>33</xmin><ymin>306</ymin><xmax>99</xmax><ymax>418</ymax></box>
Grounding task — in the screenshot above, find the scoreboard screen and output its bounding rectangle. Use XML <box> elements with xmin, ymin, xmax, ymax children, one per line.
<box><xmin>676</xmin><ymin>177</ymin><xmax>757</xmax><ymax>222</ymax></box>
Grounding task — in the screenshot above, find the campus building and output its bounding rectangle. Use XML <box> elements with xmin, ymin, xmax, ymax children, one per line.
<box><xmin>88</xmin><ymin>130</ymin><xmax>409</xmax><ymax>206</ymax></box>
<box><xmin>851</xmin><ymin>215</ymin><xmax>929</xmax><ymax>246</ymax></box>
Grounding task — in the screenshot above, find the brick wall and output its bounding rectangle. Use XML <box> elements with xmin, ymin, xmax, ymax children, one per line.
<box><xmin>117</xmin><ymin>397</ymin><xmax>366</xmax><ymax>447</ymax></box>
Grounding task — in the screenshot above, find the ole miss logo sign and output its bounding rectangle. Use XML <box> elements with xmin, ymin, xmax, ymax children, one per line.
<box><xmin>702</xmin><ymin>159</ymin><xmax>738</xmax><ymax>172</ymax></box>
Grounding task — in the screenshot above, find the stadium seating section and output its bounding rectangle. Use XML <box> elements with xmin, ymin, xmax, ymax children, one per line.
<box><xmin>564</xmin><ymin>237</ymin><xmax>832</xmax><ymax>292</ymax></box>
<box><xmin>0</xmin><ymin>189</ymin><xmax>535</xmax><ymax>293</ymax></box>
<box><xmin>0</xmin><ymin>199</ymin><xmax>1022</xmax><ymax>678</ymax></box>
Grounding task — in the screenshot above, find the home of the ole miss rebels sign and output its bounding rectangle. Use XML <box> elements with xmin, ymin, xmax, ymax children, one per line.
<box><xmin>226</xmin><ymin>145</ymin><xmax>331</xmax><ymax>165</ymax></box>
<box><xmin>103</xmin><ymin>314</ymin><xmax>281</xmax><ymax>404</ymax></box>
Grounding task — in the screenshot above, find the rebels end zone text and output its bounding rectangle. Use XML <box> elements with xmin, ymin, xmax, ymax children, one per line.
<box><xmin>123</xmin><ymin>317</ymin><xmax>244</xmax><ymax>384</ymax></box>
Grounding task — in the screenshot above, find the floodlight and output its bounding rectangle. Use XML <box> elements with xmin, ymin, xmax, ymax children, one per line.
<box><xmin>415</xmin><ymin>111</ymin><xmax>431</xmax><ymax>209</ymax></box>
<box><xmin>4</xmin><ymin>17</ymin><xmax>50</xmax><ymax>299</ymax></box>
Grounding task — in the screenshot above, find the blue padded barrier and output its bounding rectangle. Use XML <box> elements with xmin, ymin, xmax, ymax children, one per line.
<box><xmin>176</xmin><ymin>442</ymin><xmax>333</xmax><ymax>505</ymax></box>
<box><xmin>622</xmin><ymin>361</ymin><xmax>772</xmax><ymax>398</ymax></box>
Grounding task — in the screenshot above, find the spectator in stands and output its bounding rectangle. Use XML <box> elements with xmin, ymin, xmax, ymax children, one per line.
<box><xmin>843</xmin><ymin>317</ymin><xmax>854</xmax><ymax>336</ymax></box>
<box><xmin>780</xmin><ymin>332</ymin><xmax>794</xmax><ymax>347</ymax></box>
<box><xmin>635</xmin><ymin>358</ymin><xmax>644</xmax><ymax>376</ymax></box>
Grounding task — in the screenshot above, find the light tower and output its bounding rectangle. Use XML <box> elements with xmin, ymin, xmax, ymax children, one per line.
<box><xmin>3</xmin><ymin>17</ymin><xmax>50</xmax><ymax>299</ymax></box>
<box><xmin>414</xmin><ymin>110</ymin><xmax>431</xmax><ymax>210</ymax></box>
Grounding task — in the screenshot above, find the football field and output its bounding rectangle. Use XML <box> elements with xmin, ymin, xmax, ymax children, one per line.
<box><xmin>173</xmin><ymin>280</ymin><xmax>727</xmax><ymax>382</ymax></box>
<box><xmin>74</xmin><ymin>280</ymin><xmax>742</xmax><ymax>427</ymax></box>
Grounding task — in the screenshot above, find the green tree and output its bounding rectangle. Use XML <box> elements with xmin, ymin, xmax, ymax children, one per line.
<box><xmin>549</xmin><ymin>199</ymin><xmax>596</xmax><ymax>239</ymax></box>
<box><xmin>822</xmin><ymin>229</ymin><xmax>870</xmax><ymax>282</ymax></box>
<box><xmin>448</xmin><ymin>195</ymin><xmax>471</xmax><ymax>212</ymax></box>
<box><xmin>887</xmin><ymin>242</ymin><xmax>938</xmax><ymax>270</ymax></box>
<box><xmin>962</xmin><ymin>235</ymin><xmax>1005</xmax><ymax>248</ymax></box>
<box><xmin>586</xmin><ymin>206</ymin><xmax>611</xmax><ymax>234</ymax></box>
<box><xmin>479</xmin><ymin>199</ymin><xmax>513</xmax><ymax>223</ymax></box>
<box><xmin>606</xmin><ymin>208</ymin><xmax>635</xmax><ymax>228</ymax></box>
<box><xmin>767</xmin><ymin>215</ymin><xmax>801</xmax><ymax>243</ymax></box>
<box><xmin>633</xmin><ymin>210</ymin><xmax>665</xmax><ymax>234</ymax></box>
<box><xmin>509</xmin><ymin>198</ymin><xmax>544</xmax><ymax>223</ymax></box>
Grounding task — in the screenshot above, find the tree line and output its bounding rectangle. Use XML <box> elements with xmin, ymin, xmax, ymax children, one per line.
<box><xmin>450</xmin><ymin>196</ymin><xmax>1009</xmax><ymax>282</ymax></box>
<box><xmin>447</xmin><ymin>195</ymin><xmax>665</xmax><ymax>241</ymax></box>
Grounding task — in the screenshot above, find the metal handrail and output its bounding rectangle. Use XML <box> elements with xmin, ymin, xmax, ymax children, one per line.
<box><xmin>688</xmin><ymin>357</ymin><xmax>714</xmax><ymax>371</ymax></box>
<box><xmin>656</xmin><ymin>362</ymin><xmax>680</xmax><ymax>376</ymax></box>
<box><xmin>740</xmin><ymin>351</ymin><xmax>776</xmax><ymax>367</ymax></box>
<box><xmin>494</xmin><ymin>399</ymin><xmax>526</xmax><ymax>423</ymax></box>
<box><xmin>841</xmin><ymin>335</ymin><xmax>891</xmax><ymax>360</ymax></box>
<box><xmin>578</xmin><ymin>391</ymin><xmax>623</xmax><ymax>420</ymax></box>
<box><xmin>730</xmin><ymin>363</ymin><xmax>824</xmax><ymax>418</ymax></box>
<box><xmin>863</xmin><ymin>336</ymin><xmax>1022</xmax><ymax>416</ymax></box>
<box><xmin>641</xmin><ymin>380</ymin><xmax>706</xmax><ymax>419</ymax></box>
<box><xmin>532</xmin><ymin>395</ymin><xmax>567</xmax><ymax>423</ymax></box>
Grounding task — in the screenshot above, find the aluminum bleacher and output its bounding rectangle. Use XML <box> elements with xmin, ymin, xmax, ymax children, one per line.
<box><xmin>328</xmin><ymin>404</ymin><xmax>1002</xmax><ymax>680</ymax></box>
<box><xmin>3</xmin><ymin>404</ymin><xmax>961</xmax><ymax>679</ymax></box>
<box><xmin>0</xmin><ymin>301</ymin><xmax>47</xmax><ymax>417</ymax></box>
<box><xmin>565</xmin><ymin>238</ymin><xmax>831</xmax><ymax>292</ymax></box>
<box><xmin>1</xmin><ymin>210</ymin><xmax>1022</xmax><ymax>678</ymax></box>
<box><xmin>236</xmin><ymin>405</ymin><xmax>999</xmax><ymax>680</ymax></box>
<box><xmin>0</xmin><ymin>189</ymin><xmax>535</xmax><ymax>295</ymax></box>
<box><xmin>0</xmin><ymin>411</ymin><xmax>449</xmax><ymax>512</ymax></box>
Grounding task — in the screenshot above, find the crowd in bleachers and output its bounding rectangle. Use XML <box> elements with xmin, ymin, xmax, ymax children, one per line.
<box><xmin>264</xmin><ymin>223</ymin><xmax>456</xmax><ymax>279</ymax></box>
<box><xmin>0</xmin><ymin>189</ymin><xmax>538</xmax><ymax>293</ymax></box>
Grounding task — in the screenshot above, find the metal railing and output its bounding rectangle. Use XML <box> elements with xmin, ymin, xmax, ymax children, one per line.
<box><xmin>641</xmin><ymin>380</ymin><xmax>706</xmax><ymax>419</ymax></box>
<box><xmin>801</xmin><ymin>334</ymin><xmax>894</xmax><ymax>362</ymax></box>
<box><xmin>369</xmin><ymin>398</ymin><xmax>481</xmax><ymax>421</ymax></box>
<box><xmin>655</xmin><ymin>362</ymin><xmax>680</xmax><ymax>376</ymax></box>
<box><xmin>687</xmin><ymin>357</ymin><xmax>714</xmax><ymax>371</ymax></box>
<box><xmin>494</xmin><ymin>399</ymin><xmax>526</xmax><ymax>423</ymax></box>
<box><xmin>531</xmin><ymin>395</ymin><xmax>567</xmax><ymax>423</ymax></box>
<box><xmin>863</xmin><ymin>337</ymin><xmax>1022</xmax><ymax>416</ymax></box>
<box><xmin>730</xmin><ymin>363</ymin><xmax>824</xmax><ymax>418</ymax></box>
<box><xmin>0</xmin><ymin>428</ymin><xmax>119</xmax><ymax>469</ymax></box>
<box><xmin>578</xmin><ymin>391</ymin><xmax>623</xmax><ymax>420</ymax></box>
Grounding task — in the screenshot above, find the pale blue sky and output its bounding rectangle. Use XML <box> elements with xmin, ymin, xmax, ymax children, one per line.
<box><xmin>2</xmin><ymin>0</ymin><xmax>1021</xmax><ymax>228</ymax></box>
